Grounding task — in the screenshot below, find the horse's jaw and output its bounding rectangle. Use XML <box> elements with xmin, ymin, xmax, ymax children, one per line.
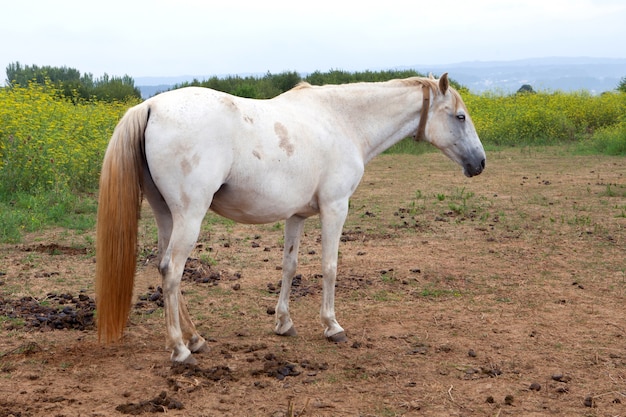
<box><xmin>438</xmin><ymin>142</ymin><xmax>486</xmax><ymax>178</ymax></box>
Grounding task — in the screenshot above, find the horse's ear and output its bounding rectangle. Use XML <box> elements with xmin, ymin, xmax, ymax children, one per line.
<box><xmin>439</xmin><ymin>73</ymin><xmax>449</xmax><ymax>94</ymax></box>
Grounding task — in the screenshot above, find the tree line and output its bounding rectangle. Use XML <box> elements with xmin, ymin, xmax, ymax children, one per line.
<box><xmin>6</xmin><ymin>61</ymin><xmax>625</xmax><ymax>102</ymax></box>
<box><xmin>4</xmin><ymin>62</ymin><xmax>464</xmax><ymax>102</ymax></box>
<box><xmin>175</xmin><ymin>69</ymin><xmax>469</xmax><ymax>99</ymax></box>
<box><xmin>5</xmin><ymin>62</ymin><xmax>141</xmax><ymax>102</ymax></box>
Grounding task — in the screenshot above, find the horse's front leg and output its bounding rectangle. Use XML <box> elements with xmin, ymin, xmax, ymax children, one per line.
<box><xmin>275</xmin><ymin>215</ymin><xmax>305</xmax><ymax>336</ymax></box>
<box><xmin>319</xmin><ymin>200</ymin><xmax>350</xmax><ymax>343</ymax></box>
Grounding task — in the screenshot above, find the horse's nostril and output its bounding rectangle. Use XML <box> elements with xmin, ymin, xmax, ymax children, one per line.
<box><xmin>481</xmin><ymin>159</ymin><xmax>486</xmax><ymax>169</ymax></box>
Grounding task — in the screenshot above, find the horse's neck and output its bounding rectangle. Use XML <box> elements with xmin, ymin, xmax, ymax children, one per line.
<box><xmin>320</xmin><ymin>83</ymin><xmax>423</xmax><ymax>163</ymax></box>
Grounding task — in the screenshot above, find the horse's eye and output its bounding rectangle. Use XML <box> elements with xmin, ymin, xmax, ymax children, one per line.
<box><xmin>456</xmin><ymin>114</ymin><xmax>466</xmax><ymax>121</ymax></box>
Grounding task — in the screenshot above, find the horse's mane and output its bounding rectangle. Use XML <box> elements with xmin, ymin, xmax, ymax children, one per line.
<box><xmin>290</xmin><ymin>77</ymin><xmax>450</xmax><ymax>94</ymax></box>
<box><xmin>397</xmin><ymin>76</ymin><xmax>465</xmax><ymax>107</ymax></box>
<box><xmin>396</xmin><ymin>77</ymin><xmax>438</xmax><ymax>89</ymax></box>
<box><xmin>292</xmin><ymin>81</ymin><xmax>312</xmax><ymax>90</ymax></box>
<box><xmin>396</xmin><ymin>76</ymin><xmax>453</xmax><ymax>94</ymax></box>
<box><xmin>287</xmin><ymin>77</ymin><xmax>463</xmax><ymax>108</ymax></box>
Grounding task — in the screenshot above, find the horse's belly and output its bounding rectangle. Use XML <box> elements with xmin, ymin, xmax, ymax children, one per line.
<box><xmin>210</xmin><ymin>183</ymin><xmax>318</xmax><ymax>224</ymax></box>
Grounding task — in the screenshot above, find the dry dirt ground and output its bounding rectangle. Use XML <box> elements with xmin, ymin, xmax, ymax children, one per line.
<box><xmin>1</xmin><ymin>148</ymin><xmax>625</xmax><ymax>417</ymax></box>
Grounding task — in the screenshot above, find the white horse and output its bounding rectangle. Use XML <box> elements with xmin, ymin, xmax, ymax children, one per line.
<box><xmin>96</xmin><ymin>73</ymin><xmax>486</xmax><ymax>364</ymax></box>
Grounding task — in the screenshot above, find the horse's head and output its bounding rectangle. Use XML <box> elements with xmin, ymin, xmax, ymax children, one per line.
<box><xmin>418</xmin><ymin>74</ymin><xmax>486</xmax><ymax>178</ymax></box>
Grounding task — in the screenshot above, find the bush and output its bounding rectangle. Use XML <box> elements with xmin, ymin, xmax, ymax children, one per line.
<box><xmin>579</xmin><ymin>119</ymin><xmax>626</xmax><ymax>155</ymax></box>
<box><xmin>465</xmin><ymin>90</ymin><xmax>626</xmax><ymax>146</ymax></box>
<box><xmin>0</xmin><ymin>82</ymin><xmax>137</xmax><ymax>241</ymax></box>
<box><xmin>0</xmin><ymin>81</ymin><xmax>137</xmax><ymax>195</ymax></box>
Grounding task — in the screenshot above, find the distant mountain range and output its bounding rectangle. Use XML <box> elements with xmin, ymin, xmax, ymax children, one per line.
<box><xmin>136</xmin><ymin>57</ymin><xmax>626</xmax><ymax>98</ymax></box>
<box><xmin>419</xmin><ymin>57</ymin><xmax>626</xmax><ymax>94</ymax></box>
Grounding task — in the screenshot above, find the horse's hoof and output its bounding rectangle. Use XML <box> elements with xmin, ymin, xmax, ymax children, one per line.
<box><xmin>174</xmin><ymin>354</ymin><xmax>197</xmax><ymax>365</ymax></box>
<box><xmin>192</xmin><ymin>341</ymin><xmax>210</xmax><ymax>354</ymax></box>
<box><xmin>278</xmin><ymin>326</ymin><xmax>298</xmax><ymax>337</ymax></box>
<box><xmin>188</xmin><ymin>334</ymin><xmax>210</xmax><ymax>353</ymax></box>
<box><xmin>327</xmin><ymin>331</ymin><xmax>348</xmax><ymax>343</ymax></box>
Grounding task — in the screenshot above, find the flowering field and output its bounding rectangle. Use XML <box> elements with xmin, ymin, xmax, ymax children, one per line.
<box><xmin>0</xmin><ymin>83</ymin><xmax>624</xmax><ymax>242</ymax></box>
<box><xmin>465</xmin><ymin>90</ymin><xmax>626</xmax><ymax>147</ymax></box>
<box><xmin>0</xmin><ymin>82</ymin><xmax>138</xmax><ymax>195</ymax></box>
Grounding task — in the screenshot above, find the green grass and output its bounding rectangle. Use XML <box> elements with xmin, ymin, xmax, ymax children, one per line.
<box><xmin>419</xmin><ymin>285</ymin><xmax>462</xmax><ymax>298</ymax></box>
<box><xmin>576</xmin><ymin>119</ymin><xmax>626</xmax><ymax>155</ymax></box>
<box><xmin>0</xmin><ymin>189</ymin><xmax>97</xmax><ymax>243</ymax></box>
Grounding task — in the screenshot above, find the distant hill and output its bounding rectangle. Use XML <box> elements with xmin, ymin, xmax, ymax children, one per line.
<box><xmin>136</xmin><ymin>57</ymin><xmax>626</xmax><ymax>98</ymax></box>
<box><xmin>136</xmin><ymin>84</ymin><xmax>173</xmax><ymax>98</ymax></box>
<box><xmin>419</xmin><ymin>57</ymin><xmax>626</xmax><ymax>94</ymax></box>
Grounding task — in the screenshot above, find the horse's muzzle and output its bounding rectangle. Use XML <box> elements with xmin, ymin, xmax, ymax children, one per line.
<box><xmin>464</xmin><ymin>158</ymin><xmax>486</xmax><ymax>177</ymax></box>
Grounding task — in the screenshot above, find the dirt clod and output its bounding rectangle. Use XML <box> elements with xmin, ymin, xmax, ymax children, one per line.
<box><xmin>182</xmin><ymin>258</ymin><xmax>221</xmax><ymax>284</ymax></box>
<box><xmin>0</xmin><ymin>292</ymin><xmax>95</xmax><ymax>331</ymax></box>
<box><xmin>551</xmin><ymin>374</ymin><xmax>572</xmax><ymax>383</ymax></box>
<box><xmin>22</xmin><ymin>243</ymin><xmax>87</xmax><ymax>256</ymax></box>
<box><xmin>252</xmin><ymin>355</ymin><xmax>327</xmax><ymax>381</ymax></box>
<box><xmin>170</xmin><ymin>363</ymin><xmax>233</xmax><ymax>382</ymax></box>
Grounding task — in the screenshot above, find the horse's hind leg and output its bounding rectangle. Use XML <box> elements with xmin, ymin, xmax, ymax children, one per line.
<box><xmin>178</xmin><ymin>289</ymin><xmax>209</xmax><ymax>353</ymax></box>
<box><xmin>143</xmin><ymin>165</ymin><xmax>173</xmax><ymax>265</ymax></box>
<box><xmin>144</xmin><ymin>170</ymin><xmax>209</xmax><ymax>360</ymax></box>
<box><xmin>160</xmin><ymin>214</ymin><xmax>207</xmax><ymax>363</ymax></box>
<box><xmin>275</xmin><ymin>215</ymin><xmax>305</xmax><ymax>336</ymax></box>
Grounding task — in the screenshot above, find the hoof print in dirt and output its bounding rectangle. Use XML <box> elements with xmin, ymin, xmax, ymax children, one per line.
<box><xmin>115</xmin><ymin>391</ymin><xmax>183</xmax><ymax>414</ymax></box>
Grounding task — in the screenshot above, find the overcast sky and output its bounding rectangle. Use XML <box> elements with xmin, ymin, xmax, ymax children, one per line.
<box><xmin>2</xmin><ymin>0</ymin><xmax>625</xmax><ymax>81</ymax></box>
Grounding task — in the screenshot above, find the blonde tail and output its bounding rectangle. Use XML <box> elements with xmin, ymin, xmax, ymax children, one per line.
<box><xmin>96</xmin><ymin>103</ymin><xmax>149</xmax><ymax>343</ymax></box>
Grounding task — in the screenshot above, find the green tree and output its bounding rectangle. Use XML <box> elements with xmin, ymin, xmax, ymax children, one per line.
<box><xmin>517</xmin><ymin>84</ymin><xmax>536</xmax><ymax>94</ymax></box>
<box><xmin>267</xmin><ymin>71</ymin><xmax>301</xmax><ymax>92</ymax></box>
<box><xmin>91</xmin><ymin>73</ymin><xmax>141</xmax><ymax>101</ymax></box>
<box><xmin>617</xmin><ymin>77</ymin><xmax>626</xmax><ymax>93</ymax></box>
<box><xmin>6</xmin><ymin>62</ymin><xmax>80</xmax><ymax>86</ymax></box>
<box><xmin>172</xmin><ymin>69</ymin><xmax>466</xmax><ymax>99</ymax></box>
<box><xmin>5</xmin><ymin>62</ymin><xmax>141</xmax><ymax>102</ymax></box>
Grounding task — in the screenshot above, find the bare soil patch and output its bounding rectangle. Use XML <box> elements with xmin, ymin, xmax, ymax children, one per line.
<box><xmin>1</xmin><ymin>148</ymin><xmax>625</xmax><ymax>416</ymax></box>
